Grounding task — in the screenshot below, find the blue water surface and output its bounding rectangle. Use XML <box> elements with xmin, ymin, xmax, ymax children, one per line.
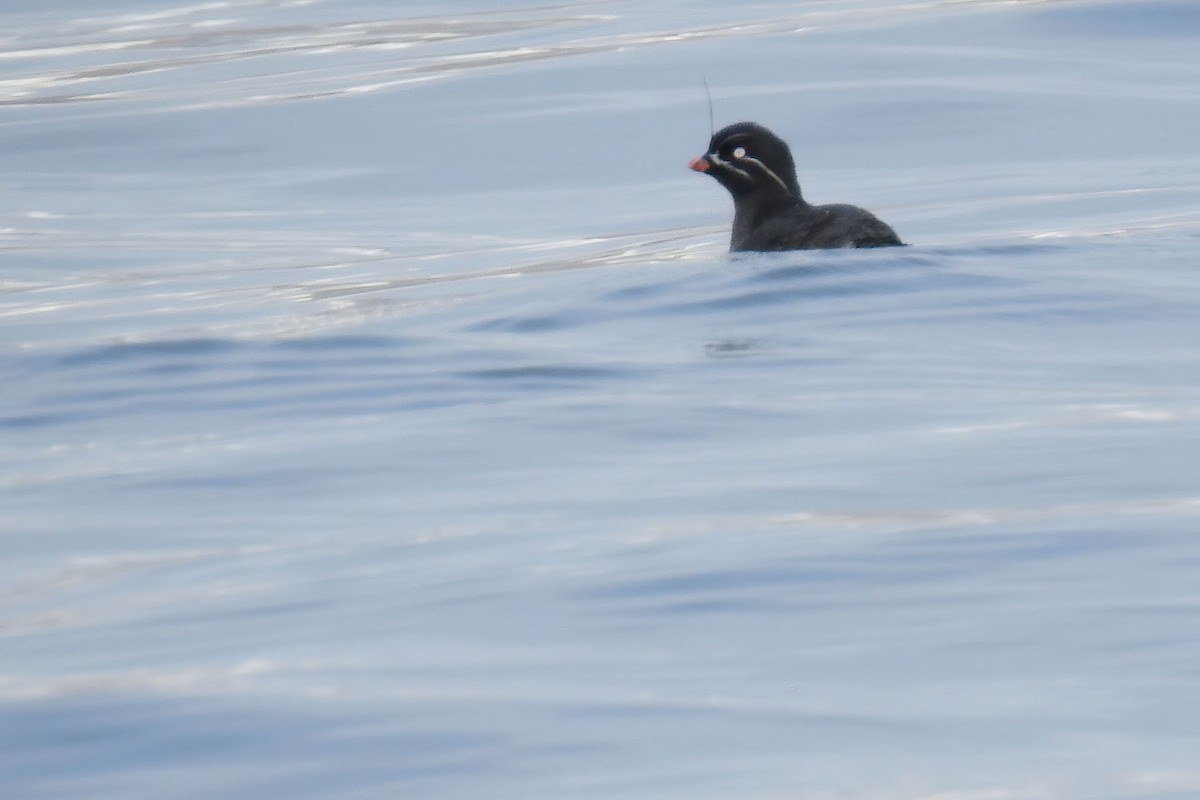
<box><xmin>2</xmin><ymin>2</ymin><xmax>1200</xmax><ymax>799</ymax></box>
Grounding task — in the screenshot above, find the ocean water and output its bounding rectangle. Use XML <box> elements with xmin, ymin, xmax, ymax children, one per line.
<box><xmin>3</xmin><ymin>1</ymin><xmax>1200</xmax><ymax>798</ymax></box>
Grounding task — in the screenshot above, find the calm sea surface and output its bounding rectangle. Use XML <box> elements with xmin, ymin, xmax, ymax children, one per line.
<box><xmin>3</xmin><ymin>1</ymin><xmax>1200</xmax><ymax>798</ymax></box>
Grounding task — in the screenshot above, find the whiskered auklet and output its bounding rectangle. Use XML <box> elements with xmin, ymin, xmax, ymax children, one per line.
<box><xmin>690</xmin><ymin>121</ymin><xmax>903</xmax><ymax>252</ymax></box>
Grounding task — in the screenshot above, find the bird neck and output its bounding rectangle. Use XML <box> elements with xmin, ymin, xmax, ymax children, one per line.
<box><xmin>731</xmin><ymin>190</ymin><xmax>806</xmax><ymax>236</ymax></box>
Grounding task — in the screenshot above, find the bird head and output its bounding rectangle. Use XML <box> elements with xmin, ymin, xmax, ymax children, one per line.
<box><xmin>689</xmin><ymin>121</ymin><xmax>802</xmax><ymax>202</ymax></box>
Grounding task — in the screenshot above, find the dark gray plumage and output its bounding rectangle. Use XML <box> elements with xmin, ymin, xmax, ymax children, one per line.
<box><xmin>690</xmin><ymin>121</ymin><xmax>903</xmax><ymax>252</ymax></box>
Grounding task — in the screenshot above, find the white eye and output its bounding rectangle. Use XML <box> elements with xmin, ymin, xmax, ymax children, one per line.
<box><xmin>733</xmin><ymin>146</ymin><xmax>746</xmax><ymax>159</ymax></box>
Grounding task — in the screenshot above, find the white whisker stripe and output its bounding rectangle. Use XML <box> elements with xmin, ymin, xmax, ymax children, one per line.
<box><xmin>709</xmin><ymin>153</ymin><xmax>752</xmax><ymax>181</ymax></box>
<box><xmin>741</xmin><ymin>156</ymin><xmax>792</xmax><ymax>195</ymax></box>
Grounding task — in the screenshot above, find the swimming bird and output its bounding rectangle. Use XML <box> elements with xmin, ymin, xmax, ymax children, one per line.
<box><xmin>689</xmin><ymin>121</ymin><xmax>903</xmax><ymax>252</ymax></box>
